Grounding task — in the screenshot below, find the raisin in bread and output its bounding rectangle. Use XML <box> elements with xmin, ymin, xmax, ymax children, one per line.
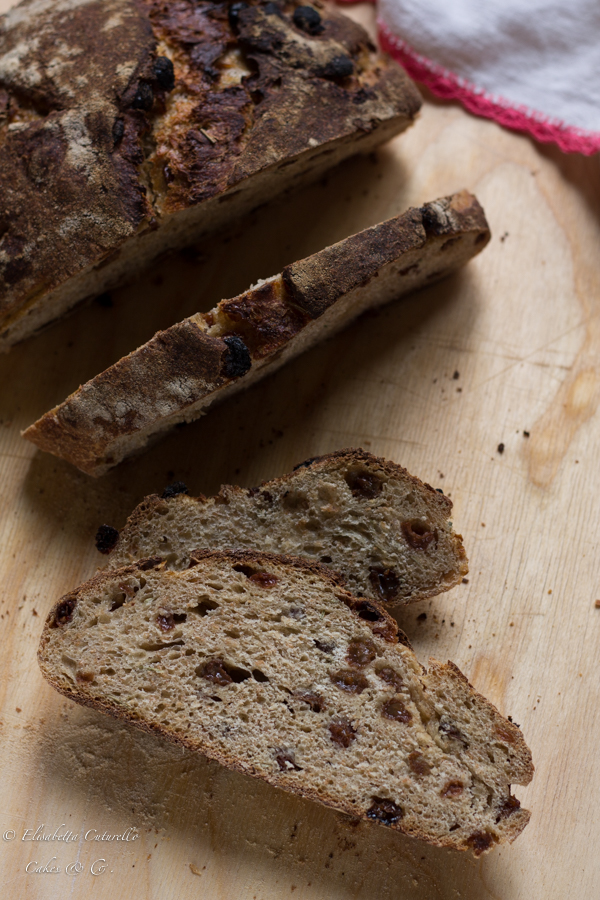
<box><xmin>38</xmin><ymin>551</ymin><xmax>533</xmax><ymax>855</ymax></box>
<box><xmin>106</xmin><ymin>449</ymin><xmax>468</xmax><ymax>608</ymax></box>
<box><xmin>0</xmin><ymin>0</ymin><xmax>421</xmax><ymax>351</ymax></box>
<box><xmin>23</xmin><ymin>191</ymin><xmax>490</xmax><ymax>475</ymax></box>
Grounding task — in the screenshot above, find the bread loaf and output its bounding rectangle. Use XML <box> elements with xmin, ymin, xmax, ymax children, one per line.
<box><xmin>106</xmin><ymin>449</ymin><xmax>468</xmax><ymax>607</ymax></box>
<box><xmin>38</xmin><ymin>550</ymin><xmax>533</xmax><ymax>855</ymax></box>
<box><xmin>0</xmin><ymin>0</ymin><xmax>421</xmax><ymax>350</ymax></box>
<box><xmin>23</xmin><ymin>191</ymin><xmax>490</xmax><ymax>475</ymax></box>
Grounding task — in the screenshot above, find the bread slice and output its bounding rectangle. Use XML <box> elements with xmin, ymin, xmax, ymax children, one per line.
<box><xmin>106</xmin><ymin>449</ymin><xmax>468</xmax><ymax>608</ymax></box>
<box><xmin>0</xmin><ymin>0</ymin><xmax>421</xmax><ymax>351</ymax></box>
<box><xmin>23</xmin><ymin>191</ymin><xmax>490</xmax><ymax>475</ymax></box>
<box><xmin>38</xmin><ymin>550</ymin><xmax>533</xmax><ymax>855</ymax></box>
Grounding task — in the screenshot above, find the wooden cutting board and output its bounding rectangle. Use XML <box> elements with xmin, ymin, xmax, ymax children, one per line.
<box><xmin>1</xmin><ymin>3</ymin><xmax>599</xmax><ymax>897</ymax></box>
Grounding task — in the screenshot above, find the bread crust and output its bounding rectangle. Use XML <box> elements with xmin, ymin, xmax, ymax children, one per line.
<box><xmin>38</xmin><ymin>549</ymin><xmax>533</xmax><ymax>854</ymax></box>
<box><xmin>0</xmin><ymin>0</ymin><xmax>421</xmax><ymax>348</ymax></box>
<box><xmin>23</xmin><ymin>192</ymin><xmax>490</xmax><ymax>474</ymax></box>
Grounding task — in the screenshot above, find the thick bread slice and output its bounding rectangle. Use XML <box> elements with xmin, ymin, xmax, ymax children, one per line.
<box><xmin>23</xmin><ymin>191</ymin><xmax>490</xmax><ymax>475</ymax></box>
<box><xmin>0</xmin><ymin>0</ymin><xmax>421</xmax><ymax>351</ymax></box>
<box><xmin>107</xmin><ymin>449</ymin><xmax>468</xmax><ymax>607</ymax></box>
<box><xmin>38</xmin><ymin>551</ymin><xmax>533</xmax><ymax>855</ymax></box>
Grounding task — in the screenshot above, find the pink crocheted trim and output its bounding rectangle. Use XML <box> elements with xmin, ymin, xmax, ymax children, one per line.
<box><xmin>377</xmin><ymin>22</ymin><xmax>600</xmax><ymax>155</ymax></box>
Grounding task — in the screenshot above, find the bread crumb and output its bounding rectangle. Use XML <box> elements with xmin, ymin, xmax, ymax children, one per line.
<box><xmin>190</xmin><ymin>864</ymin><xmax>203</xmax><ymax>876</ymax></box>
<box><xmin>453</xmin><ymin>371</ymin><xmax>459</xmax><ymax>380</ymax></box>
<box><xmin>462</xmin><ymin>578</ymin><xmax>469</xmax><ymax>584</ymax></box>
<box><xmin>481</xmin><ymin>523</ymin><xmax>486</xmax><ymax>528</ymax></box>
<box><xmin>497</xmin><ymin>443</ymin><xmax>505</xmax><ymax>454</ymax></box>
<box><xmin>15</xmin><ymin>708</ymin><xmax>21</xmax><ymax>713</ymax></box>
<box><xmin>548</xmin><ymin>589</ymin><xmax>552</xmax><ymax>594</ymax></box>
<box><xmin>595</xmin><ymin>600</ymin><xmax>600</xmax><ymax>608</ymax></box>
<box><xmin>523</xmin><ymin>431</ymin><xmax>530</xmax><ymax>437</ymax></box>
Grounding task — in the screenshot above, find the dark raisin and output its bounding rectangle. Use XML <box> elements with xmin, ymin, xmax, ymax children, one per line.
<box><xmin>222</xmin><ymin>335</ymin><xmax>252</xmax><ymax>378</ymax></box>
<box><xmin>366</xmin><ymin>798</ymin><xmax>404</xmax><ymax>826</ymax></box>
<box><xmin>53</xmin><ymin>597</ymin><xmax>77</xmax><ymax>627</ymax></box>
<box><xmin>276</xmin><ymin>751</ymin><xmax>302</xmax><ymax>771</ymax></box>
<box><xmin>292</xmin><ymin>5</ymin><xmax>324</xmax><ymax>35</ymax></box>
<box><xmin>466</xmin><ymin>831</ymin><xmax>494</xmax><ymax>855</ymax></box>
<box><xmin>369</xmin><ymin>567</ymin><xmax>401</xmax><ymax>602</ymax></box>
<box><xmin>346</xmin><ymin>637</ymin><xmax>377</xmax><ymax>668</ymax></box>
<box><xmin>131</xmin><ymin>82</ymin><xmax>154</xmax><ymax>111</ymax></box>
<box><xmin>407</xmin><ymin>751</ymin><xmax>431</xmax><ymax>777</ymax></box>
<box><xmin>156</xmin><ymin>611</ymin><xmax>187</xmax><ymax>631</ymax></box>
<box><xmin>249</xmin><ymin>571</ymin><xmax>278</xmax><ymax>589</ymax></box>
<box><xmin>112</xmin><ymin>118</ymin><xmax>124</xmax><ymax>146</ymax></box>
<box><xmin>153</xmin><ymin>56</ymin><xmax>175</xmax><ymax>91</ymax></box>
<box><xmin>314</xmin><ymin>639</ymin><xmax>334</xmax><ymax>654</ymax></box>
<box><xmin>329</xmin><ymin>669</ymin><xmax>369</xmax><ymax>694</ymax></box>
<box><xmin>319</xmin><ymin>55</ymin><xmax>354</xmax><ymax>80</ymax></box>
<box><xmin>381</xmin><ymin>698</ymin><xmax>412</xmax><ymax>723</ymax></box>
<box><xmin>329</xmin><ymin>717</ymin><xmax>355</xmax><ymax>747</ymax></box>
<box><xmin>496</xmin><ymin>794</ymin><xmax>521</xmax><ymax>822</ymax></box>
<box><xmin>162</xmin><ymin>481</ymin><xmax>188</xmax><ymax>499</ymax></box>
<box><xmin>376</xmin><ymin>667</ymin><xmax>403</xmax><ymax>691</ymax></box>
<box><xmin>494</xmin><ymin>724</ymin><xmax>516</xmax><ymax>744</ymax></box>
<box><xmin>200</xmin><ymin>659</ymin><xmax>232</xmax><ymax>686</ymax></box>
<box><xmin>95</xmin><ymin>524</ymin><xmax>119</xmax><ymax>554</ymax></box>
<box><xmin>401</xmin><ymin>519</ymin><xmax>436</xmax><ymax>551</ymax></box>
<box><xmin>228</xmin><ymin>1</ymin><xmax>248</xmax><ymax>31</ymax></box>
<box><xmin>345</xmin><ymin>469</ymin><xmax>382</xmax><ymax>499</ymax></box>
<box><xmin>295</xmin><ymin>691</ymin><xmax>325</xmax><ymax>712</ymax></box>
<box><xmin>199</xmin><ymin>658</ymin><xmax>251</xmax><ymax>686</ymax></box>
<box><xmin>293</xmin><ymin>456</ymin><xmax>319</xmax><ymax>471</ymax></box>
<box><xmin>441</xmin><ymin>781</ymin><xmax>464</xmax><ymax>798</ymax></box>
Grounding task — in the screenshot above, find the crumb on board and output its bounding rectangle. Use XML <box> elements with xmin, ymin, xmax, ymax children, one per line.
<box><xmin>595</xmin><ymin>600</ymin><xmax>600</xmax><ymax>608</ymax></box>
<box><xmin>497</xmin><ymin>443</ymin><xmax>505</xmax><ymax>454</ymax></box>
<box><xmin>462</xmin><ymin>578</ymin><xmax>469</xmax><ymax>584</ymax></box>
<box><xmin>190</xmin><ymin>864</ymin><xmax>203</xmax><ymax>876</ymax></box>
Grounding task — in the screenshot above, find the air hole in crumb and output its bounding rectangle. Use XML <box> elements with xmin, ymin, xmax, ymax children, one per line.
<box><xmin>139</xmin><ymin>639</ymin><xmax>185</xmax><ymax>652</ymax></box>
<box><xmin>190</xmin><ymin>597</ymin><xmax>219</xmax><ymax>616</ymax></box>
<box><xmin>320</xmin><ymin>556</ymin><xmax>333</xmax><ymax>564</ymax></box>
<box><xmin>252</xmin><ymin>669</ymin><xmax>269</xmax><ymax>682</ymax></box>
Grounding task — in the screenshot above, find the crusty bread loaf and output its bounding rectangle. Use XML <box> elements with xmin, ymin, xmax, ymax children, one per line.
<box><xmin>38</xmin><ymin>550</ymin><xmax>533</xmax><ymax>855</ymax></box>
<box><xmin>23</xmin><ymin>191</ymin><xmax>490</xmax><ymax>475</ymax></box>
<box><xmin>0</xmin><ymin>0</ymin><xmax>421</xmax><ymax>351</ymax></box>
<box><xmin>107</xmin><ymin>449</ymin><xmax>468</xmax><ymax>607</ymax></box>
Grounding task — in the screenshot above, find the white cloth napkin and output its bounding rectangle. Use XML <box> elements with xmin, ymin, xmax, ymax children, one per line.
<box><xmin>368</xmin><ymin>0</ymin><xmax>600</xmax><ymax>154</ymax></box>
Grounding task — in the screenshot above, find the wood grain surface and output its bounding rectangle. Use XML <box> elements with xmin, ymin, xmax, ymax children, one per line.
<box><xmin>1</xmin><ymin>3</ymin><xmax>599</xmax><ymax>898</ymax></box>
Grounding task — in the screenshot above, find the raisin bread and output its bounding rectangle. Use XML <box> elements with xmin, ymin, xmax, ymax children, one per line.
<box><xmin>106</xmin><ymin>449</ymin><xmax>468</xmax><ymax>608</ymax></box>
<box><xmin>0</xmin><ymin>0</ymin><xmax>421</xmax><ymax>350</ymax></box>
<box><xmin>23</xmin><ymin>191</ymin><xmax>490</xmax><ymax>475</ymax></box>
<box><xmin>38</xmin><ymin>550</ymin><xmax>533</xmax><ymax>855</ymax></box>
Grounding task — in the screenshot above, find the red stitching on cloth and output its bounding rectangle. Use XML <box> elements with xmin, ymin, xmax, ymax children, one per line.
<box><xmin>377</xmin><ymin>22</ymin><xmax>600</xmax><ymax>155</ymax></box>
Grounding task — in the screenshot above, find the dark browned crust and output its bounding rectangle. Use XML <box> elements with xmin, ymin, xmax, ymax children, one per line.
<box><xmin>22</xmin><ymin>192</ymin><xmax>489</xmax><ymax>475</ymax></box>
<box><xmin>0</xmin><ymin>0</ymin><xmax>421</xmax><ymax>343</ymax></box>
<box><xmin>282</xmin><ymin>191</ymin><xmax>489</xmax><ymax>318</ymax></box>
<box><xmin>23</xmin><ymin>317</ymin><xmax>231</xmax><ymax>474</ymax></box>
<box><xmin>38</xmin><ymin>550</ymin><xmax>530</xmax><ymax>855</ymax></box>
